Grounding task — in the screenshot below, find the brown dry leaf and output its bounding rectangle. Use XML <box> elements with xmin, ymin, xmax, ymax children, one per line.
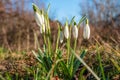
<box><xmin>51</xmin><ymin>76</ymin><xmax>60</xmax><ymax>80</ymax></box>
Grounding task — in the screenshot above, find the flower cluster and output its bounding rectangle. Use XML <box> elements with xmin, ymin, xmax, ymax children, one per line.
<box><xmin>60</xmin><ymin>19</ymin><xmax>90</xmax><ymax>43</ymax></box>
<box><xmin>32</xmin><ymin>3</ymin><xmax>100</xmax><ymax>80</ymax></box>
<box><xmin>32</xmin><ymin>3</ymin><xmax>90</xmax><ymax>43</ymax></box>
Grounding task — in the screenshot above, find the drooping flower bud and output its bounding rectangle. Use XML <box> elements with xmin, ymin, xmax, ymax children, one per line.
<box><xmin>64</xmin><ymin>21</ymin><xmax>69</xmax><ymax>39</ymax></box>
<box><xmin>32</xmin><ymin>3</ymin><xmax>45</xmax><ymax>33</ymax></box>
<box><xmin>72</xmin><ymin>22</ymin><xmax>78</xmax><ymax>39</ymax></box>
<box><xmin>39</xmin><ymin>24</ymin><xmax>45</xmax><ymax>33</ymax></box>
<box><xmin>83</xmin><ymin>19</ymin><xmax>90</xmax><ymax>39</ymax></box>
<box><xmin>34</xmin><ymin>12</ymin><xmax>42</xmax><ymax>26</ymax></box>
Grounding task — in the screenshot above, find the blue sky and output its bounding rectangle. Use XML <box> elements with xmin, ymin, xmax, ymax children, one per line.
<box><xmin>30</xmin><ymin>0</ymin><xmax>83</xmax><ymax>24</ymax></box>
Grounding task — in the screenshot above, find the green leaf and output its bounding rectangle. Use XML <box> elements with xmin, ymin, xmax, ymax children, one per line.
<box><xmin>65</xmin><ymin>19</ymin><xmax>69</xmax><ymax>27</ymax></box>
<box><xmin>5</xmin><ymin>73</ymin><xmax>12</xmax><ymax>80</ymax></box>
<box><xmin>111</xmin><ymin>59</ymin><xmax>120</xmax><ymax>72</ymax></box>
<box><xmin>32</xmin><ymin>50</ymin><xmax>43</xmax><ymax>63</ymax></box>
<box><xmin>78</xmin><ymin>15</ymin><xmax>86</xmax><ymax>27</ymax></box>
<box><xmin>58</xmin><ymin>60</ymin><xmax>70</xmax><ymax>79</ymax></box>
<box><xmin>73</xmin><ymin>49</ymin><xmax>87</xmax><ymax>75</ymax></box>
<box><xmin>0</xmin><ymin>75</ymin><xmax>5</xmax><ymax>80</ymax></box>
<box><xmin>96</xmin><ymin>45</ymin><xmax>106</xmax><ymax>80</ymax></box>
<box><xmin>78</xmin><ymin>67</ymin><xmax>86</xmax><ymax>80</ymax></box>
<box><xmin>72</xmin><ymin>49</ymin><xmax>100</xmax><ymax>80</ymax></box>
<box><xmin>70</xmin><ymin>16</ymin><xmax>75</xmax><ymax>27</ymax></box>
<box><xmin>47</xmin><ymin>3</ymin><xmax>51</xmax><ymax>13</ymax></box>
<box><xmin>55</xmin><ymin>23</ymin><xmax>61</xmax><ymax>53</ymax></box>
<box><xmin>43</xmin><ymin>56</ymin><xmax>53</xmax><ymax>72</ymax></box>
<box><xmin>32</xmin><ymin>3</ymin><xmax>39</xmax><ymax>12</ymax></box>
<box><xmin>32</xmin><ymin>3</ymin><xmax>42</xmax><ymax>14</ymax></box>
<box><xmin>56</xmin><ymin>49</ymin><xmax>62</xmax><ymax>59</ymax></box>
<box><xmin>80</xmin><ymin>49</ymin><xmax>87</xmax><ymax>58</ymax></box>
<box><xmin>38</xmin><ymin>48</ymin><xmax>44</xmax><ymax>57</ymax></box>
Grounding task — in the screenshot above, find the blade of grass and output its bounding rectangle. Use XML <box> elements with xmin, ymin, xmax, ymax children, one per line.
<box><xmin>68</xmin><ymin>53</ymin><xmax>74</xmax><ymax>77</ymax></box>
<box><xmin>96</xmin><ymin>45</ymin><xmax>106</xmax><ymax>80</ymax></box>
<box><xmin>79</xmin><ymin>67</ymin><xmax>86</xmax><ymax>80</ymax></box>
<box><xmin>55</xmin><ymin>23</ymin><xmax>61</xmax><ymax>53</ymax></box>
<box><xmin>69</xmin><ymin>16</ymin><xmax>75</xmax><ymax>45</ymax></box>
<box><xmin>67</xmin><ymin>37</ymin><xmax>71</xmax><ymax>68</ymax></box>
<box><xmin>78</xmin><ymin>15</ymin><xmax>86</xmax><ymax>28</ymax></box>
<box><xmin>70</xmin><ymin>16</ymin><xmax>75</xmax><ymax>27</ymax></box>
<box><xmin>46</xmin><ymin>3</ymin><xmax>50</xmax><ymax>13</ymax></box>
<box><xmin>73</xmin><ymin>49</ymin><xmax>87</xmax><ymax>75</ymax></box>
<box><xmin>0</xmin><ymin>75</ymin><xmax>5</xmax><ymax>80</ymax></box>
<box><xmin>72</xmin><ymin>50</ymin><xmax>100</xmax><ymax>80</ymax></box>
<box><xmin>32</xmin><ymin>50</ymin><xmax>43</xmax><ymax>63</ymax></box>
<box><xmin>111</xmin><ymin>59</ymin><xmax>120</xmax><ymax>72</ymax></box>
<box><xmin>46</xmin><ymin>59</ymin><xmax>64</xmax><ymax>80</ymax></box>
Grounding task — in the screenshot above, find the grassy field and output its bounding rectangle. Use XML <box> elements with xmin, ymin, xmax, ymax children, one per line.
<box><xmin>0</xmin><ymin>28</ymin><xmax>120</xmax><ymax>80</ymax></box>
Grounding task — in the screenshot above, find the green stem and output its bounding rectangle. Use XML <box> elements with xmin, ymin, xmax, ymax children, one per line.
<box><xmin>74</xmin><ymin>39</ymin><xmax>77</xmax><ymax>51</ymax></box>
<box><xmin>47</xmin><ymin>36</ymin><xmax>51</xmax><ymax>56</ymax></box>
<box><xmin>43</xmin><ymin>33</ymin><xmax>47</xmax><ymax>48</ymax></box>
<box><xmin>67</xmin><ymin>38</ymin><xmax>70</xmax><ymax>67</ymax></box>
<box><xmin>69</xmin><ymin>39</ymin><xmax>77</xmax><ymax>76</ymax></box>
<box><xmin>46</xmin><ymin>13</ymin><xmax>52</xmax><ymax>56</ymax></box>
<box><xmin>44</xmin><ymin>13</ymin><xmax>51</xmax><ymax>56</ymax></box>
<box><xmin>46</xmin><ymin>13</ymin><xmax>51</xmax><ymax>36</ymax></box>
<box><xmin>55</xmin><ymin>24</ymin><xmax>60</xmax><ymax>53</ymax></box>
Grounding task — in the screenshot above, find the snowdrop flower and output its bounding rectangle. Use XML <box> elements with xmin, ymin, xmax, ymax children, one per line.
<box><xmin>72</xmin><ymin>22</ymin><xmax>78</xmax><ymax>39</ymax></box>
<box><xmin>34</xmin><ymin>12</ymin><xmax>45</xmax><ymax>33</ymax></box>
<box><xmin>39</xmin><ymin>24</ymin><xmax>45</xmax><ymax>33</ymax></box>
<box><xmin>83</xmin><ymin>19</ymin><xmax>90</xmax><ymax>39</ymax></box>
<box><xmin>64</xmin><ymin>22</ymin><xmax>69</xmax><ymax>39</ymax></box>
<box><xmin>32</xmin><ymin>3</ymin><xmax>45</xmax><ymax>33</ymax></box>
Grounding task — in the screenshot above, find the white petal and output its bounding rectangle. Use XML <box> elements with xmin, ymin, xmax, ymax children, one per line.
<box><xmin>35</xmin><ymin>12</ymin><xmax>46</xmax><ymax>34</ymax></box>
<box><xmin>72</xmin><ymin>25</ymin><xmax>78</xmax><ymax>39</ymax></box>
<box><xmin>35</xmin><ymin>12</ymin><xmax>43</xmax><ymax>26</ymax></box>
<box><xmin>64</xmin><ymin>25</ymin><xmax>69</xmax><ymax>39</ymax></box>
<box><xmin>39</xmin><ymin>24</ymin><xmax>45</xmax><ymax>34</ymax></box>
<box><xmin>83</xmin><ymin>24</ymin><xmax>90</xmax><ymax>39</ymax></box>
<box><xmin>41</xmin><ymin>14</ymin><xmax>44</xmax><ymax>25</ymax></box>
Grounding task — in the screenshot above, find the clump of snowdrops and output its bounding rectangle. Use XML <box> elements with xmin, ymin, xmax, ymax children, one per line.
<box><xmin>32</xmin><ymin>3</ymin><xmax>100</xmax><ymax>80</ymax></box>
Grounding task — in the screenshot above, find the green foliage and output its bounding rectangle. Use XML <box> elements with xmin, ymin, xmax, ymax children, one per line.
<box><xmin>32</xmin><ymin>48</ymin><xmax>53</xmax><ymax>72</ymax></box>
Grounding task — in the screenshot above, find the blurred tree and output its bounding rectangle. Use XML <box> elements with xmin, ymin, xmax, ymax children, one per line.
<box><xmin>80</xmin><ymin>0</ymin><xmax>120</xmax><ymax>27</ymax></box>
<box><xmin>33</xmin><ymin>0</ymin><xmax>45</xmax><ymax>9</ymax></box>
<box><xmin>0</xmin><ymin>0</ymin><xmax>5</xmax><ymax>13</ymax></box>
<box><xmin>1</xmin><ymin>0</ymin><xmax>13</xmax><ymax>13</ymax></box>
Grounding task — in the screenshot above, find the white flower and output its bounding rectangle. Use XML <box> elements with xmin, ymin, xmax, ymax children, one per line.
<box><xmin>60</xmin><ymin>31</ymin><xmax>64</xmax><ymax>43</ymax></box>
<box><xmin>64</xmin><ymin>23</ymin><xmax>69</xmax><ymax>39</ymax></box>
<box><xmin>39</xmin><ymin>24</ymin><xmax>45</xmax><ymax>33</ymax></box>
<box><xmin>72</xmin><ymin>24</ymin><xmax>78</xmax><ymax>39</ymax></box>
<box><xmin>34</xmin><ymin>12</ymin><xmax>45</xmax><ymax>33</ymax></box>
<box><xmin>83</xmin><ymin>20</ymin><xmax>90</xmax><ymax>39</ymax></box>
